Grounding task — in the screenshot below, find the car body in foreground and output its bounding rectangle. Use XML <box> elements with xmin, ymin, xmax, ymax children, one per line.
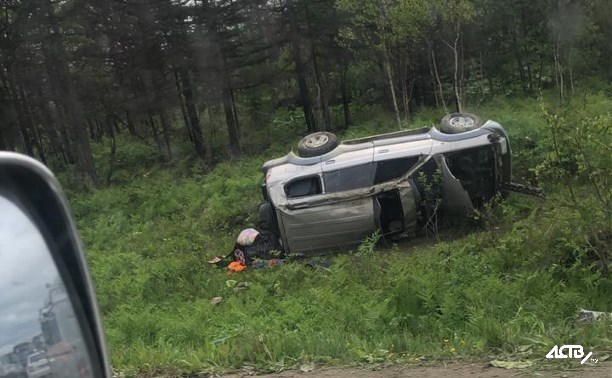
<box><xmin>0</xmin><ymin>152</ymin><xmax>111</xmax><ymax>378</ymax></box>
<box><xmin>260</xmin><ymin>113</ymin><xmax>512</xmax><ymax>256</ymax></box>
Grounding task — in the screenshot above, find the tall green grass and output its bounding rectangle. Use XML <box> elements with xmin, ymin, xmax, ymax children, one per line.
<box><xmin>67</xmin><ymin>92</ymin><xmax>612</xmax><ymax>375</ymax></box>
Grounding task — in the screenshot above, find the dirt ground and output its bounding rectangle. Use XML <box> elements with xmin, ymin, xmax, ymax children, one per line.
<box><xmin>220</xmin><ymin>361</ymin><xmax>612</xmax><ymax>378</ymax></box>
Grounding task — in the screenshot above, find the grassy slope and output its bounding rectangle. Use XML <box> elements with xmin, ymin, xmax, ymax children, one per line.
<box><xmin>66</xmin><ymin>94</ymin><xmax>612</xmax><ymax>375</ymax></box>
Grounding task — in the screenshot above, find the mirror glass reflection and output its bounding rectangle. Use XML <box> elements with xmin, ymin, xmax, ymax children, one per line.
<box><xmin>0</xmin><ymin>194</ymin><xmax>93</xmax><ymax>378</ymax></box>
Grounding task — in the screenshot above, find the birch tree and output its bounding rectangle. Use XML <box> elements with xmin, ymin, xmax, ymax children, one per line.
<box><xmin>337</xmin><ymin>0</ymin><xmax>426</xmax><ymax>129</ymax></box>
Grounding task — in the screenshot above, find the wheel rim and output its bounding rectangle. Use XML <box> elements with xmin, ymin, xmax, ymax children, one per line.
<box><xmin>449</xmin><ymin>116</ymin><xmax>475</xmax><ymax>130</ymax></box>
<box><xmin>304</xmin><ymin>134</ymin><xmax>329</xmax><ymax>148</ymax></box>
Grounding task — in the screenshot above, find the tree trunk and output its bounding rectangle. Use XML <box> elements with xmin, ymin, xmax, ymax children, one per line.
<box><xmin>537</xmin><ymin>50</ymin><xmax>545</xmax><ymax>91</ymax></box>
<box><xmin>400</xmin><ymin>56</ymin><xmax>411</xmax><ymax>121</ymax></box>
<box><xmin>125</xmin><ymin>109</ymin><xmax>137</xmax><ymax>136</ymax></box>
<box><xmin>10</xmin><ymin>85</ymin><xmax>35</xmax><ymax>157</ymax></box>
<box><xmin>148</xmin><ymin>112</ymin><xmax>164</xmax><ymax>159</ymax></box>
<box><xmin>4</xmin><ymin>73</ymin><xmax>36</xmax><ymax>157</ymax></box>
<box><xmin>230</xmin><ymin>88</ymin><xmax>240</xmax><ymax>132</ymax></box>
<box><xmin>305</xmin><ymin>2</ymin><xmax>329</xmax><ymax>131</ymax></box>
<box><xmin>568</xmin><ymin>50</ymin><xmax>575</xmax><ymax>95</ymax></box>
<box><xmin>89</xmin><ymin>119</ymin><xmax>99</xmax><ymax>142</ymax></box>
<box><xmin>34</xmin><ymin>128</ymin><xmax>46</xmax><ymax>164</ymax></box>
<box><xmin>512</xmin><ymin>29</ymin><xmax>527</xmax><ymax>92</ymax></box>
<box><xmin>173</xmin><ymin>68</ymin><xmax>192</xmax><ymax>141</ymax></box>
<box><xmin>19</xmin><ymin>87</ymin><xmax>47</xmax><ymax>164</ymax></box>
<box><xmin>0</xmin><ymin>125</ymin><xmax>11</xmax><ymax>151</ymax></box>
<box><xmin>287</xmin><ymin>0</ymin><xmax>316</xmax><ymax>133</ymax></box>
<box><xmin>427</xmin><ymin>46</ymin><xmax>440</xmax><ymax>109</ymax></box>
<box><xmin>341</xmin><ymin>64</ymin><xmax>351</xmax><ymax>130</ymax></box>
<box><xmin>430</xmin><ymin>45</ymin><xmax>447</xmax><ymax>113</ymax></box>
<box><xmin>18</xmin><ymin>121</ymin><xmax>34</xmax><ymax>157</ymax></box>
<box><xmin>35</xmin><ymin>85</ymin><xmax>71</xmax><ymax>164</ymax></box>
<box><xmin>219</xmin><ymin>54</ymin><xmax>240</xmax><ymax>156</ymax></box>
<box><xmin>248</xmin><ymin>91</ymin><xmax>262</xmax><ymax>132</ymax></box>
<box><xmin>105</xmin><ymin>117</ymin><xmax>116</xmax><ymax>186</ymax></box>
<box><xmin>41</xmin><ymin>0</ymin><xmax>99</xmax><ymax>187</ymax></box>
<box><xmin>477</xmin><ymin>50</ymin><xmax>487</xmax><ymax>104</ymax></box>
<box><xmin>0</xmin><ymin>67</ymin><xmax>18</xmax><ymax>152</ymax></box>
<box><xmin>553</xmin><ymin>40</ymin><xmax>564</xmax><ymax>104</ymax></box>
<box><xmin>520</xmin><ymin>7</ymin><xmax>534</xmax><ymax>92</ymax></box>
<box><xmin>459</xmin><ymin>34</ymin><xmax>466</xmax><ymax>109</ymax></box>
<box><xmin>446</xmin><ymin>23</ymin><xmax>463</xmax><ymax>113</ymax></box>
<box><xmin>206</xmin><ymin>106</ymin><xmax>215</xmax><ymax>162</ymax></box>
<box><xmin>222</xmin><ymin>87</ymin><xmax>241</xmax><ymax>156</ymax></box>
<box><xmin>178</xmin><ymin>67</ymin><xmax>207</xmax><ymax>160</ymax></box>
<box><xmin>158</xmin><ymin>109</ymin><xmax>173</xmax><ymax>160</ymax></box>
<box><xmin>30</xmin><ymin>121</ymin><xmax>47</xmax><ymax>165</ymax></box>
<box><xmin>381</xmin><ymin>39</ymin><xmax>402</xmax><ymax>130</ymax></box>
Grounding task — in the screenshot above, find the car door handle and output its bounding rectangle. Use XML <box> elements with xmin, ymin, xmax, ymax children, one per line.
<box><xmin>325</xmin><ymin>159</ymin><xmax>335</xmax><ymax>165</ymax></box>
<box><xmin>378</xmin><ymin>149</ymin><xmax>389</xmax><ymax>154</ymax></box>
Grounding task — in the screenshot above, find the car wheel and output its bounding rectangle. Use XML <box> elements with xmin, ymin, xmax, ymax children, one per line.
<box><xmin>297</xmin><ymin>132</ymin><xmax>338</xmax><ymax>157</ymax></box>
<box><xmin>440</xmin><ymin>113</ymin><xmax>482</xmax><ymax>134</ymax></box>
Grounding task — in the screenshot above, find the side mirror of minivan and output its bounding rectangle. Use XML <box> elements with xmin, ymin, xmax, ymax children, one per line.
<box><xmin>0</xmin><ymin>152</ymin><xmax>110</xmax><ymax>378</ymax></box>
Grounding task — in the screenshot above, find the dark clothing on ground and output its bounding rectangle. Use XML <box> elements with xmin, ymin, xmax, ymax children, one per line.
<box><xmin>233</xmin><ymin>230</ymin><xmax>282</xmax><ymax>266</ymax></box>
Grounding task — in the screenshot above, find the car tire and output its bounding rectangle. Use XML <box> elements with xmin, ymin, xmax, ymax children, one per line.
<box><xmin>440</xmin><ymin>113</ymin><xmax>482</xmax><ymax>134</ymax></box>
<box><xmin>297</xmin><ymin>132</ymin><xmax>338</xmax><ymax>157</ymax></box>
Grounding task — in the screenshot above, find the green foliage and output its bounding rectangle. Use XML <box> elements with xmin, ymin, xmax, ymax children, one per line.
<box><xmin>336</xmin><ymin>0</ymin><xmax>427</xmax><ymax>50</ymax></box>
<box><xmin>356</xmin><ymin>231</ymin><xmax>381</xmax><ymax>257</ymax></box>
<box><xmin>68</xmin><ymin>93</ymin><xmax>612</xmax><ymax>375</ymax></box>
<box><xmin>416</xmin><ymin>168</ymin><xmax>443</xmax><ymax>239</ymax></box>
<box><xmin>536</xmin><ymin>101</ymin><xmax>611</xmax><ymax>275</ymax></box>
<box><xmin>427</xmin><ymin>0</ymin><xmax>474</xmax><ymax>28</ymax></box>
<box><xmin>538</xmin><ymin>103</ymin><xmax>611</xmax><ymax>207</ymax></box>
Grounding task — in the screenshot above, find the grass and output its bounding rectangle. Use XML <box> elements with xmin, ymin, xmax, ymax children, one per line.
<box><xmin>65</xmin><ymin>91</ymin><xmax>612</xmax><ymax>375</ymax></box>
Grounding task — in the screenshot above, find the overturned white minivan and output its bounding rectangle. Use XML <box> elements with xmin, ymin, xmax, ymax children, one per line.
<box><xmin>260</xmin><ymin>113</ymin><xmax>512</xmax><ymax>256</ymax></box>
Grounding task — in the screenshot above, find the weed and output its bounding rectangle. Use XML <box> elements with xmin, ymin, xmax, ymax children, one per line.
<box><xmin>356</xmin><ymin>231</ymin><xmax>381</xmax><ymax>257</ymax></box>
<box><xmin>416</xmin><ymin>168</ymin><xmax>442</xmax><ymax>240</ymax></box>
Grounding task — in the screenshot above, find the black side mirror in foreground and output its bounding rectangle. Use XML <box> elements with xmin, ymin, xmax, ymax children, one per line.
<box><xmin>0</xmin><ymin>152</ymin><xmax>110</xmax><ymax>378</ymax></box>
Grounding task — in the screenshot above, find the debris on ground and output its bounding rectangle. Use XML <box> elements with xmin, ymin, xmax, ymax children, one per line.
<box><xmin>207</xmin><ymin>256</ymin><xmax>224</xmax><ymax>264</ymax></box>
<box><xmin>489</xmin><ymin>360</ymin><xmax>534</xmax><ymax>369</ymax></box>
<box><xmin>227</xmin><ymin>261</ymin><xmax>246</xmax><ymax>274</ymax></box>
<box><xmin>299</xmin><ymin>362</ymin><xmax>315</xmax><ymax>373</ymax></box>
<box><xmin>210</xmin><ymin>296</ymin><xmax>223</xmax><ymax>306</ymax></box>
<box><xmin>577</xmin><ymin>308</ymin><xmax>612</xmax><ymax>323</ymax></box>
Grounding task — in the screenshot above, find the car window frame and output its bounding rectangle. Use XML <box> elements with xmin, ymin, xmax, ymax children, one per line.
<box><xmin>373</xmin><ymin>156</ymin><xmax>421</xmax><ymax>185</ymax></box>
<box><xmin>322</xmin><ymin>162</ymin><xmax>375</xmax><ymax>194</ymax></box>
<box><xmin>283</xmin><ymin>174</ymin><xmax>324</xmax><ymax>199</ymax></box>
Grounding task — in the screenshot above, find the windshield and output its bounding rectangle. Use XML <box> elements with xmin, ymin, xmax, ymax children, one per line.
<box><xmin>446</xmin><ymin>145</ymin><xmax>497</xmax><ymax>207</ymax></box>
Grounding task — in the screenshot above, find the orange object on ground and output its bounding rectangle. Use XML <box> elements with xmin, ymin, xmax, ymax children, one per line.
<box><xmin>227</xmin><ymin>261</ymin><xmax>247</xmax><ymax>274</ymax></box>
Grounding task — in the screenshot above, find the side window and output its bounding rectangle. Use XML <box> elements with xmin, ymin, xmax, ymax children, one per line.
<box><xmin>285</xmin><ymin>176</ymin><xmax>322</xmax><ymax>198</ymax></box>
<box><xmin>374</xmin><ymin>157</ymin><xmax>419</xmax><ymax>184</ymax></box>
<box><xmin>323</xmin><ymin>163</ymin><xmax>374</xmax><ymax>193</ymax></box>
